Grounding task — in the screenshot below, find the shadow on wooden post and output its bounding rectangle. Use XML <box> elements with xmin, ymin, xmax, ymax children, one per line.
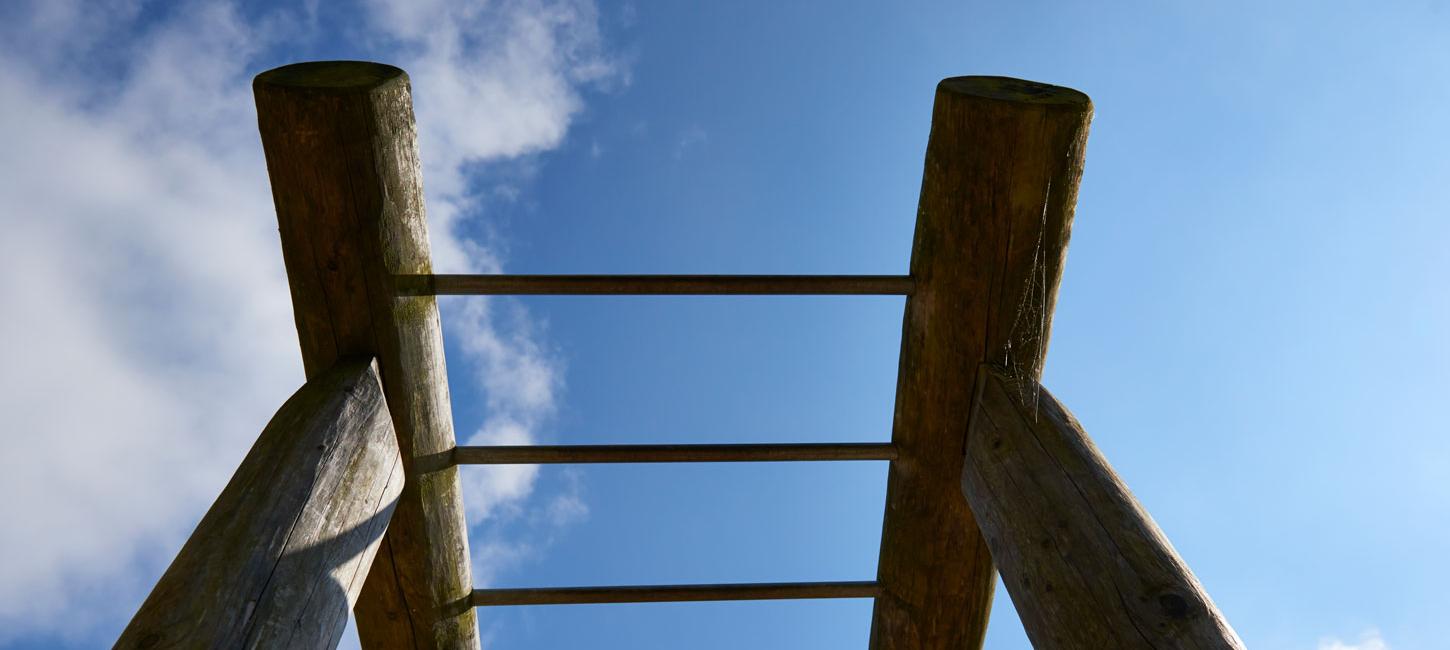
<box><xmin>116</xmin><ymin>358</ymin><xmax>403</xmax><ymax>649</ymax></box>
<box><xmin>253</xmin><ymin>61</ymin><xmax>478</xmax><ymax>649</ymax></box>
<box><xmin>964</xmin><ymin>365</ymin><xmax>1245</xmax><ymax>648</ymax></box>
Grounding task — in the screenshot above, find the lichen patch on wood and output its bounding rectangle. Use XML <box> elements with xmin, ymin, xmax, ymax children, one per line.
<box><xmin>254</xmin><ymin>60</ymin><xmax>478</xmax><ymax>650</ymax></box>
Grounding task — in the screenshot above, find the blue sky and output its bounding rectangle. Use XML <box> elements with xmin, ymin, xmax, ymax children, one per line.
<box><xmin>1</xmin><ymin>1</ymin><xmax>1444</xmax><ymax>649</ymax></box>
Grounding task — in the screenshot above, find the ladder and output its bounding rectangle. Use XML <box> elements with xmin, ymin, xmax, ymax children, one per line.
<box><xmin>115</xmin><ymin>61</ymin><xmax>1242</xmax><ymax>650</ymax></box>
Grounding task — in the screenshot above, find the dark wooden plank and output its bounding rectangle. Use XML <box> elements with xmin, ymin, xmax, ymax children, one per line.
<box><xmin>472</xmin><ymin>581</ymin><xmax>881</xmax><ymax>606</ymax></box>
<box><xmin>963</xmin><ymin>365</ymin><xmax>1244</xmax><ymax>648</ymax></box>
<box><xmin>254</xmin><ymin>61</ymin><xmax>478</xmax><ymax>650</ymax></box>
<box><xmin>871</xmin><ymin>76</ymin><xmax>1092</xmax><ymax>649</ymax></box>
<box><xmin>117</xmin><ymin>358</ymin><xmax>403</xmax><ymax>649</ymax></box>
<box><xmin>399</xmin><ymin>274</ymin><xmax>914</xmax><ymax>295</ymax></box>
<box><xmin>452</xmin><ymin>442</ymin><xmax>896</xmax><ymax>464</ymax></box>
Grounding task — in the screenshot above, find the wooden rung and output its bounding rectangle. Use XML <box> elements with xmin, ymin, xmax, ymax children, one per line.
<box><xmin>395</xmin><ymin>274</ymin><xmax>914</xmax><ymax>295</ymax></box>
<box><xmin>452</xmin><ymin>442</ymin><xmax>896</xmax><ymax>465</ymax></box>
<box><xmin>472</xmin><ymin>581</ymin><xmax>881</xmax><ymax>606</ymax></box>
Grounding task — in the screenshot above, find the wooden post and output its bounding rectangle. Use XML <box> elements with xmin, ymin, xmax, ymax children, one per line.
<box><xmin>871</xmin><ymin>77</ymin><xmax>1092</xmax><ymax>649</ymax></box>
<box><xmin>254</xmin><ymin>61</ymin><xmax>479</xmax><ymax>649</ymax></box>
<box><xmin>117</xmin><ymin>358</ymin><xmax>403</xmax><ymax>649</ymax></box>
<box><xmin>963</xmin><ymin>365</ymin><xmax>1245</xmax><ymax>648</ymax></box>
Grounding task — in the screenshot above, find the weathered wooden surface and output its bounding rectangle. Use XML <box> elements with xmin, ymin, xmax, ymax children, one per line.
<box><xmin>871</xmin><ymin>76</ymin><xmax>1092</xmax><ymax>649</ymax></box>
<box><xmin>117</xmin><ymin>358</ymin><xmax>403</xmax><ymax>649</ymax></box>
<box><xmin>254</xmin><ymin>61</ymin><xmax>478</xmax><ymax>649</ymax></box>
<box><xmin>963</xmin><ymin>365</ymin><xmax>1244</xmax><ymax>648</ymax></box>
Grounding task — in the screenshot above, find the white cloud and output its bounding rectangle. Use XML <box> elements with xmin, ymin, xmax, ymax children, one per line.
<box><xmin>545</xmin><ymin>476</ymin><xmax>590</xmax><ymax>528</ymax></box>
<box><xmin>0</xmin><ymin>6</ymin><xmax>296</xmax><ymax>640</ymax></box>
<box><xmin>362</xmin><ymin>0</ymin><xmax>621</xmax><ymax>272</ymax></box>
<box><xmin>1319</xmin><ymin>629</ymin><xmax>1390</xmax><ymax>650</ymax></box>
<box><xmin>0</xmin><ymin>0</ymin><xmax>616</xmax><ymax>642</ymax></box>
<box><xmin>360</xmin><ymin>0</ymin><xmax>619</xmax><ymax>542</ymax></box>
<box><xmin>469</xmin><ymin>467</ymin><xmax>589</xmax><ymax>588</ymax></box>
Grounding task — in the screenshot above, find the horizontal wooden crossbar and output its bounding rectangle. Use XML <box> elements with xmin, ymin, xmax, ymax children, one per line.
<box><xmin>472</xmin><ymin>581</ymin><xmax>881</xmax><ymax>606</ymax></box>
<box><xmin>395</xmin><ymin>274</ymin><xmax>914</xmax><ymax>295</ymax></box>
<box><xmin>452</xmin><ymin>443</ymin><xmax>896</xmax><ymax>464</ymax></box>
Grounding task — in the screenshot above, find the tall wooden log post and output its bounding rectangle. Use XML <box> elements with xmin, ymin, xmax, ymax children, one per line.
<box><xmin>118</xmin><ymin>359</ymin><xmax>403</xmax><ymax>649</ymax></box>
<box><xmin>964</xmin><ymin>366</ymin><xmax>1244</xmax><ymax>648</ymax></box>
<box><xmin>870</xmin><ymin>77</ymin><xmax>1092</xmax><ymax>649</ymax></box>
<box><xmin>254</xmin><ymin>62</ymin><xmax>479</xmax><ymax>649</ymax></box>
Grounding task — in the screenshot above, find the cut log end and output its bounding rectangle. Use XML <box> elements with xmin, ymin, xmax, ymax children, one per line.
<box><xmin>938</xmin><ymin>75</ymin><xmax>1091</xmax><ymax>109</ymax></box>
<box><xmin>254</xmin><ymin>60</ymin><xmax>407</xmax><ymax>93</ymax></box>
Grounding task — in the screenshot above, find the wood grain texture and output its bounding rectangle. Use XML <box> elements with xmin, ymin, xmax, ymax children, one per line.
<box><xmin>963</xmin><ymin>365</ymin><xmax>1244</xmax><ymax>648</ymax></box>
<box><xmin>253</xmin><ymin>61</ymin><xmax>478</xmax><ymax>649</ymax></box>
<box><xmin>116</xmin><ymin>358</ymin><xmax>403</xmax><ymax>650</ymax></box>
<box><xmin>870</xmin><ymin>76</ymin><xmax>1092</xmax><ymax>650</ymax></box>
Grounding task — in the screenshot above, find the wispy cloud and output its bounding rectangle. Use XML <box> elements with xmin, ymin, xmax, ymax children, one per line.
<box><xmin>362</xmin><ymin>0</ymin><xmax>621</xmax><ymax>272</ymax></box>
<box><xmin>1319</xmin><ymin>628</ymin><xmax>1390</xmax><ymax>650</ymax></box>
<box><xmin>470</xmin><ymin>467</ymin><xmax>590</xmax><ymax>587</ymax></box>
<box><xmin>0</xmin><ymin>0</ymin><xmax>616</xmax><ymax>642</ymax></box>
<box><xmin>673</xmin><ymin>124</ymin><xmax>709</xmax><ymax>159</ymax></box>
<box><xmin>357</xmin><ymin>0</ymin><xmax>621</xmax><ymax>543</ymax></box>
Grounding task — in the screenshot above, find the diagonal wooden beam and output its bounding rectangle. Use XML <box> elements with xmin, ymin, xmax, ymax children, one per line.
<box><xmin>117</xmin><ymin>359</ymin><xmax>403</xmax><ymax>649</ymax></box>
<box><xmin>870</xmin><ymin>76</ymin><xmax>1092</xmax><ymax>649</ymax></box>
<box><xmin>255</xmin><ymin>61</ymin><xmax>479</xmax><ymax>650</ymax></box>
<box><xmin>963</xmin><ymin>365</ymin><xmax>1244</xmax><ymax>647</ymax></box>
